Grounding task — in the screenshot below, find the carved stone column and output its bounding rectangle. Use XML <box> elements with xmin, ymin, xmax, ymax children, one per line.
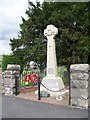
<box><xmin>42</xmin><ymin>25</ymin><xmax>64</xmax><ymax>96</ymax></box>
<box><xmin>44</xmin><ymin>24</ymin><xmax>58</xmax><ymax>77</ymax></box>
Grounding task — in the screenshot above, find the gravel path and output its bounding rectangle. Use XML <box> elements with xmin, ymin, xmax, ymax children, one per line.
<box><xmin>16</xmin><ymin>86</ymin><xmax>69</xmax><ymax>106</ymax></box>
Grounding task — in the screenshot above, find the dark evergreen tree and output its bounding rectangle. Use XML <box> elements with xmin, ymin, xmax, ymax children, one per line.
<box><xmin>10</xmin><ymin>2</ymin><xmax>89</xmax><ymax>71</ymax></box>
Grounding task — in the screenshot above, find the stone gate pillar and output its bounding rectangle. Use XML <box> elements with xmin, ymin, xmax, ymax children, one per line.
<box><xmin>70</xmin><ymin>64</ymin><xmax>90</xmax><ymax>108</ymax></box>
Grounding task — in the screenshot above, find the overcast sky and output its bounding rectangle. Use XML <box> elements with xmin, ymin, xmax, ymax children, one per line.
<box><xmin>0</xmin><ymin>0</ymin><xmax>43</xmax><ymax>55</ymax></box>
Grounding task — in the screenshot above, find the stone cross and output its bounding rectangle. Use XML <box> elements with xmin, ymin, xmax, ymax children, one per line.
<box><xmin>44</xmin><ymin>24</ymin><xmax>58</xmax><ymax>77</ymax></box>
<box><xmin>42</xmin><ymin>25</ymin><xmax>64</xmax><ymax>96</ymax></box>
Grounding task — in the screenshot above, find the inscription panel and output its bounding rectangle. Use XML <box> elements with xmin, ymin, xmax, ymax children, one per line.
<box><xmin>48</xmin><ymin>68</ymin><xmax>54</xmax><ymax>74</ymax></box>
<box><xmin>43</xmin><ymin>78</ymin><xmax>59</xmax><ymax>89</ymax></box>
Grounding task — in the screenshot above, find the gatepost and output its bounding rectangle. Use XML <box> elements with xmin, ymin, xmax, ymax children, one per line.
<box><xmin>70</xmin><ymin>64</ymin><xmax>90</xmax><ymax>109</ymax></box>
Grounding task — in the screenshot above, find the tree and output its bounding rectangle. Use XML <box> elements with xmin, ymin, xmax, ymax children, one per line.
<box><xmin>10</xmin><ymin>2</ymin><xmax>89</xmax><ymax>71</ymax></box>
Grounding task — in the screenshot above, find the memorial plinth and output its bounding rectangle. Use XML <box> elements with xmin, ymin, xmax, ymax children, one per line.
<box><xmin>42</xmin><ymin>25</ymin><xmax>65</xmax><ymax>96</ymax></box>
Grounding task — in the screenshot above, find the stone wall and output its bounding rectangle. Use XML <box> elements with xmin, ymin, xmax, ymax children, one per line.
<box><xmin>70</xmin><ymin>64</ymin><xmax>90</xmax><ymax>109</ymax></box>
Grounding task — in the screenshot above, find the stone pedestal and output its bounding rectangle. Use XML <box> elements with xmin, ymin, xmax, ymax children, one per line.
<box><xmin>42</xmin><ymin>76</ymin><xmax>64</xmax><ymax>96</ymax></box>
<box><xmin>42</xmin><ymin>25</ymin><xmax>64</xmax><ymax>96</ymax></box>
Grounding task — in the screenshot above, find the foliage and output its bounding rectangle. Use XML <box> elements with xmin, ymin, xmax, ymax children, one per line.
<box><xmin>2</xmin><ymin>55</ymin><xmax>19</xmax><ymax>72</ymax></box>
<box><xmin>10</xmin><ymin>2</ymin><xmax>89</xmax><ymax>71</ymax></box>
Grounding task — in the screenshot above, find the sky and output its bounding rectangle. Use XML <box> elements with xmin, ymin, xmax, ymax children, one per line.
<box><xmin>0</xmin><ymin>0</ymin><xmax>43</xmax><ymax>55</ymax></box>
<box><xmin>1</xmin><ymin>0</ymin><xmax>87</xmax><ymax>55</ymax></box>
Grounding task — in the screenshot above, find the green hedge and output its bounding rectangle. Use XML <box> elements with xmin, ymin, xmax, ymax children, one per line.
<box><xmin>2</xmin><ymin>55</ymin><xmax>19</xmax><ymax>72</ymax></box>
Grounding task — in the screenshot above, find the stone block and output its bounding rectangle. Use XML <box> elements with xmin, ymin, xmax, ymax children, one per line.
<box><xmin>4</xmin><ymin>75</ymin><xmax>15</xmax><ymax>79</ymax></box>
<box><xmin>71</xmin><ymin>80</ymin><xmax>88</xmax><ymax>89</ymax></box>
<box><xmin>71</xmin><ymin>88</ymin><xmax>88</xmax><ymax>99</ymax></box>
<box><xmin>7</xmin><ymin>64</ymin><xmax>20</xmax><ymax>71</ymax></box>
<box><xmin>4</xmin><ymin>87</ymin><xmax>13</xmax><ymax>96</ymax></box>
<box><xmin>70</xmin><ymin>64</ymin><xmax>90</xmax><ymax>72</ymax></box>
<box><xmin>89</xmin><ymin>98</ymin><xmax>90</xmax><ymax>107</ymax></box>
<box><xmin>70</xmin><ymin>72</ymin><xmax>89</xmax><ymax>80</ymax></box>
<box><xmin>71</xmin><ymin>98</ymin><xmax>88</xmax><ymax>108</ymax></box>
<box><xmin>4</xmin><ymin>70</ymin><xmax>20</xmax><ymax>75</ymax></box>
<box><xmin>4</xmin><ymin>77</ymin><xmax>15</xmax><ymax>82</ymax></box>
<box><xmin>4</xmin><ymin>70</ymin><xmax>13</xmax><ymax>75</ymax></box>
